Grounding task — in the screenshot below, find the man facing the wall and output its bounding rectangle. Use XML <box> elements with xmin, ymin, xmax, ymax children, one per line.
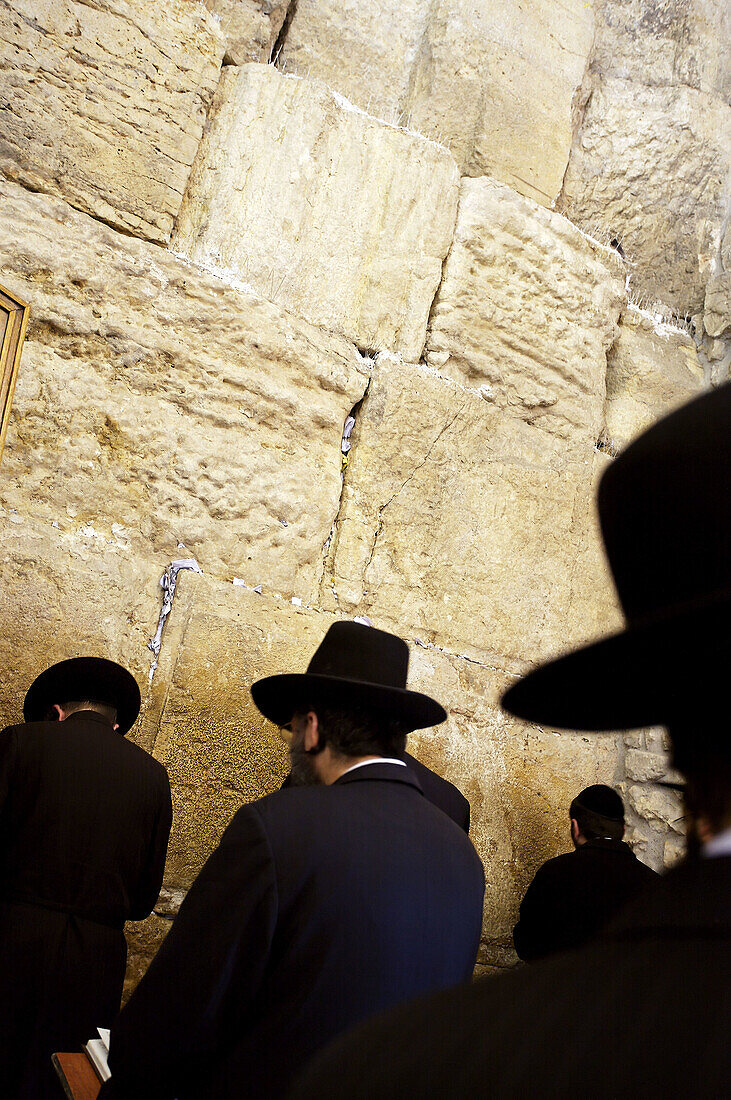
<box><xmin>0</xmin><ymin>656</ymin><xmax>172</xmax><ymax>1099</ymax></box>
<box><xmin>513</xmin><ymin>783</ymin><xmax>657</xmax><ymax>960</ymax></box>
<box><xmin>100</xmin><ymin>621</ymin><xmax>485</xmax><ymax>1099</ymax></box>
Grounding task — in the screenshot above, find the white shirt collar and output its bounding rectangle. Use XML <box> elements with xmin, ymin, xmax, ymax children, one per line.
<box><xmin>703</xmin><ymin>825</ymin><xmax>731</xmax><ymax>858</ymax></box>
<box><xmin>340</xmin><ymin>757</ymin><xmax>407</xmax><ymax>777</ymax></box>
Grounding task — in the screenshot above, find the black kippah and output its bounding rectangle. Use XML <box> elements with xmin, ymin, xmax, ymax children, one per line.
<box><xmin>571</xmin><ymin>784</ymin><xmax>624</xmax><ymax>821</ymax></box>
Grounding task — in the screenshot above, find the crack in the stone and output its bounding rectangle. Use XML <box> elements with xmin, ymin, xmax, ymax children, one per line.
<box><xmin>361</xmin><ymin>397</ymin><xmax>468</xmax><ymax>583</ymax></box>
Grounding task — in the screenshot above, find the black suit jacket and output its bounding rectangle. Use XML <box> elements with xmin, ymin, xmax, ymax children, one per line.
<box><xmin>280</xmin><ymin>751</ymin><xmax>471</xmax><ymax>833</ymax></box>
<box><xmin>101</xmin><ymin>763</ymin><xmax>485</xmax><ymax>1099</ymax></box>
<box><xmin>0</xmin><ymin>712</ymin><xmax>172</xmax><ymax>1098</ymax></box>
<box><xmin>513</xmin><ymin>838</ymin><xmax>657</xmax><ymax>960</ymax></box>
<box><xmin>403</xmin><ymin>752</ymin><xmax>470</xmax><ymax>832</ymax></box>
<box><xmin>0</xmin><ymin>712</ymin><xmax>172</xmax><ymax>925</ymax></box>
<box><xmin>292</xmin><ymin>856</ymin><xmax>731</xmax><ymax>1099</ymax></box>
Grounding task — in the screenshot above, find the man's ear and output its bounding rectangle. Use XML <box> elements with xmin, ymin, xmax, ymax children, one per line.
<box><xmin>51</xmin><ymin>703</ymin><xmax>65</xmax><ymax>721</ymax></box>
<box><xmin>570</xmin><ymin>818</ymin><xmax>581</xmax><ymax>844</ymax></box>
<box><xmin>303</xmin><ymin>711</ymin><xmax>320</xmax><ymax>753</ymax></box>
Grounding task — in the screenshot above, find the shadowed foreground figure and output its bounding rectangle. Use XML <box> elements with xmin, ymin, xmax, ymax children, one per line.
<box><xmin>0</xmin><ymin>657</ymin><xmax>172</xmax><ymax>1100</ymax></box>
<box><xmin>513</xmin><ymin>784</ymin><xmax>657</xmax><ymax>961</ymax></box>
<box><xmin>101</xmin><ymin>622</ymin><xmax>485</xmax><ymax>1099</ymax></box>
<box><xmin>292</xmin><ymin>383</ymin><xmax>731</xmax><ymax>1099</ymax></box>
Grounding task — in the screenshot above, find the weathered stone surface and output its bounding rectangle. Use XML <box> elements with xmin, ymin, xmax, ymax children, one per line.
<box><xmin>603</xmin><ymin>306</ymin><xmax>706</xmax><ymax>453</ymax></box>
<box><xmin>277</xmin><ymin>0</ymin><xmax>594</xmax><ymax>206</ymax></box>
<box><xmin>0</xmin><ymin>0</ymin><xmax>224</xmax><ymax>243</ymax></box>
<box><xmin>628</xmin><ymin>784</ymin><xmax>684</xmax><ymax>833</ymax></box>
<box><xmin>0</xmin><ymin>507</ymin><xmax>163</xmax><ymax>738</ymax></box>
<box><xmin>592</xmin><ymin>0</ymin><xmax>730</xmax><ymax>99</ymax></box>
<box><xmin>123</xmin><ymin>913</ymin><xmax>171</xmax><ymax>1003</ymax></box>
<box><xmin>205</xmin><ymin>0</ymin><xmax>290</xmax><ymax>64</ymax></box>
<box><xmin>146</xmin><ymin>573</ymin><xmax>621</xmax><ymax>952</ymax></box>
<box><xmin>625</xmin><ymin>749</ymin><xmax>670</xmax><ymax>783</ymax></box>
<box><xmin>558</xmin><ymin>78</ymin><xmax>730</xmax><ymax>317</ymax></box>
<box><xmin>663</xmin><ymin>835</ymin><xmax>687</xmax><ymax>869</ymax></box>
<box><xmin>0</xmin><ymin>178</ymin><xmax>369</xmax><ymax>602</ymax></box>
<box><xmin>426</xmin><ymin>178</ymin><xmax>626</xmax><ymax>447</ymax></box>
<box><xmin>323</xmin><ymin>355</ymin><xmax>623</xmax><ymax>667</ymax></box>
<box><xmin>173</xmin><ymin>64</ymin><xmax>459</xmax><ymax>361</ymax></box>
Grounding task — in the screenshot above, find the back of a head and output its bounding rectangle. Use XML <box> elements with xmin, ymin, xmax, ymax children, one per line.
<box><xmin>307</xmin><ymin>700</ymin><xmax>407</xmax><ymax>760</ymax></box>
<box><xmin>56</xmin><ymin>699</ymin><xmax>118</xmax><ymax>725</ymax></box>
<box><xmin>570</xmin><ymin>784</ymin><xmax>625</xmax><ymax>841</ymax></box>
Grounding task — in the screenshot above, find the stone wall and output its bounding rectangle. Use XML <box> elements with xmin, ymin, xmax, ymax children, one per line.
<box><xmin>0</xmin><ymin>0</ymin><xmax>725</xmax><ymax>989</ymax></box>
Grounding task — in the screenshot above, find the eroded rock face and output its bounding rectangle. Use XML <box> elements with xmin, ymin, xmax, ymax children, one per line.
<box><xmin>173</xmin><ymin>64</ymin><xmax>459</xmax><ymax>360</ymax></box>
<box><xmin>323</xmin><ymin>356</ymin><xmax>623</xmax><ymax>668</ymax></box>
<box><xmin>426</xmin><ymin>178</ymin><xmax>626</xmax><ymax>447</ymax></box>
<box><xmin>558</xmin><ymin>78</ymin><xmax>729</xmax><ymax>318</ymax></box>
<box><xmin>602</xmin><ymin>307</ymin><xmax>706</xmax><ymax>454</ymax></box>
<box><xmin>277</xmin><ymin>0</ymin><xmax>594</xmax><ymax>206</ymax></box>
<box><xmin>0</xmin><ymin>0</ymin><xmax>224</xmax><ymax>243</ymax></box>
<box><xmin>0</xmin><ymin>179</ymin><xmax>369</xmax><ymax>601</ymax></box>
<box><xmin>204</xmin><ymin>0</ymin><xmax>290</xmax><ymax>64</ymax></box>
<box><xmin>0</xmin><ymin>510</ymin><xmax>162</xmax><ymax>735</ymax></box>
<box><xmin>592</xmin><ymin>0</ymin><xmax>730</xmax><ymax>98</ymax></box>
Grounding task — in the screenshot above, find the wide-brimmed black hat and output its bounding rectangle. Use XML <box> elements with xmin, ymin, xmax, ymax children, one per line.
<box><xmin>502</xmin><ymin>382</ymin><xmax>731</xmax><ymax>733</ymax></box>
<box><xmin>24</xmin><ymin>656</ymin><xmax>142</xmax><ymax>735</ymax></box>
<box><xmin>251</xmin><ymin>621</ymin><xmax>446</xmax><ymax>732</ymax></box>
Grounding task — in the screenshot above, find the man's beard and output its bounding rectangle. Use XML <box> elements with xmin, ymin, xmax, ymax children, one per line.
<box><xmin>289</xmin><ymin>737</ymin><xmax>322</xmax><ymax>787</ymax></box>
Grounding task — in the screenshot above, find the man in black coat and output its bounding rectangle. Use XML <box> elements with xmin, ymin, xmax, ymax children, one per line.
<box><xmin>100</xmin><ymin>622</ymin><xmax>485</xmax><ymax>1099</ymax></box>
<box><xmin>292</xmin><ymin>383</ymin><xmax>731</xmax><ymax>1098</ymax></box>
<box><xmin>513</xmin><ymin>784</ymin><xmax>657</xmax><ymax>960</ymax></box>
<box><xmin>0</xmin><ymin>657</ymin><xmax>172</xmax><ymax>1099</ymax></box>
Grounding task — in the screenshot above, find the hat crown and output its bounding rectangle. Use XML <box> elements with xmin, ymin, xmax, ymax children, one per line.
<box><xmin>23</xmin><ymin>656</ymin><xmax>141</xmax><ymax>735</ymax></box>
<box><xmin>599</xmin><ymin>382</ymin><xmax>731</xmax><ymax>627</ymax></box>
<box><xmin>307</xmin><ymin>622</ymin><xmax>409</xmax><ymax>688</ymax></box>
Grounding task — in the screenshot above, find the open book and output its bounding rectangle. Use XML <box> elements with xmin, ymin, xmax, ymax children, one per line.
<box><xmin>84</xmin><ymin>1028</ymin><xmax>111</xmax><ymax>1082</ymax></box>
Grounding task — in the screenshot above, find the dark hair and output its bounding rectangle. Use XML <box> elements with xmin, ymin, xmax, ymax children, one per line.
<box><xmin>51</xmin><ymin>699</ymin><xmax>118</xmax><ymax>725</ymax></box>
<box><xmin>298</xmin><ymin>701</ymin><xmax>406</xmax><ymax>759</ymax></box>
<box><xmin>570</xmin><ymin>785</ymin><xmax>625</xmax><ymax>841</ymax></box>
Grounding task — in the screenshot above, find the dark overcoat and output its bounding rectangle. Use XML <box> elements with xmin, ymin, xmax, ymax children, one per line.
<box><xmin>292</xmin><ymin>855</ymin><xmax>731</xmax><ymax>1099</ymax></box>
<box><xmin>100</xmin><ymin>762</ymin><xmax>485</xmax><ymax>1099</ymax></box>
<box><xmin>402</xmin><ymin>752</ymin><xmax>470</xmax><ymax>832</ymax></box>
<box><xmin>0</xmin><ymin>711</ymin><xmax>172</xmax><ymax>1098</ymax></box>
<box><xmin>281</xmin><ymin>751</ymin><xmax>471</xmax><ymax>833</ymax></box>
<box><xmin>513</xmin><ymin>837</ymin><xmax>658</xmax><ymax>960</ymax></box>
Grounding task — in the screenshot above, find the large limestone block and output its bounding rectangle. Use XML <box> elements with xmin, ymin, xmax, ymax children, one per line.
<box><xmin>602</xmin><ymin>307</ymin><xmax>706</xmax><ymax>454</ymax></box>
<box><xmin>277</xmin><ymin>0</ymin><xmax>594</xmax><ymax>206</ymax></box>
<box><xmin>425</xmin><ymin>178</ymin><xmax>626</xmax><ymax>447</ymax></box>
<box><xmin>204</xmin><ymin>0</ymin><xmax>290</xmax><ymax>64</ymax></box>
<box><xmin>0</xmin><ymin>508</ymin><xmax>163</xmax><ymax>734</ymax></box>
<box><xmin>324</xmin><ymin>356</ymin><xmax>623</xmax><ymax>668</ymax></box>
<box><xmin>592</xmin><ymin>0</ymin><xmax>730</xmax><ymax>98</ymax></box>
<box><xmin>558</xmin><ymin>78</ymin><xmax>730</xmax><ymax>316</ymax></box>
<box><xmin>0</xmin><ymin>0</ymin><xmax>224</xmax><ymax>243</ymax></box>
<box><xmin>0</xmin><ymin>179</ymin><xmax>369</xmax><ymax>602</ymax></box>
<box><xmin>173</xmin><ymin>64</ymin><xmax>459</xmax><ymax>359</ymax></box>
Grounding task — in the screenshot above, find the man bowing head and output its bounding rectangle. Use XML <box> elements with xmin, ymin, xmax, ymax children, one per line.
<box><xmin>100</xmin><ymin>621</ymin><xmax>485</xmax><ymax>1099</ymax></box>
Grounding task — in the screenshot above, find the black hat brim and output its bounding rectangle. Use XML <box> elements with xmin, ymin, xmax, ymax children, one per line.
<box><xmin>251</xmin><ymin>673</ymin><xmax>446</xmax><ymax>733</ymax></box>
<box><xmin>501</xmin><ymin>594</ymin><xmax>730</xmax><ymax>733</ymax></box>
<box><xmin>24</xmin><ymin>657</ymin><xmax>142</xmax><ymax>735</ymax></box>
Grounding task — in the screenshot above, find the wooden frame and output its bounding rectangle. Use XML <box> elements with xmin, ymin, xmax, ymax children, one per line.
<box><xmin>0</xmin><ymin>282</ymin><xmax>29</xmax><ymax>464</ymax></box>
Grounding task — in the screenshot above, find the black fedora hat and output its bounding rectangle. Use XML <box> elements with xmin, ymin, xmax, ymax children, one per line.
<box><xmin>24</xmin><ymin>656</ymin><xmax>142</xmax><ymax>735</ymax></box>
<box><xmin>251</xmin><ymin>621</ymin><xmax>446</xmax><ymax>732</ymax></box>
<box><xmin>502</xmin><ymin>382</ymin><xmax>731</xmax><ymax>733</ymax></box>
